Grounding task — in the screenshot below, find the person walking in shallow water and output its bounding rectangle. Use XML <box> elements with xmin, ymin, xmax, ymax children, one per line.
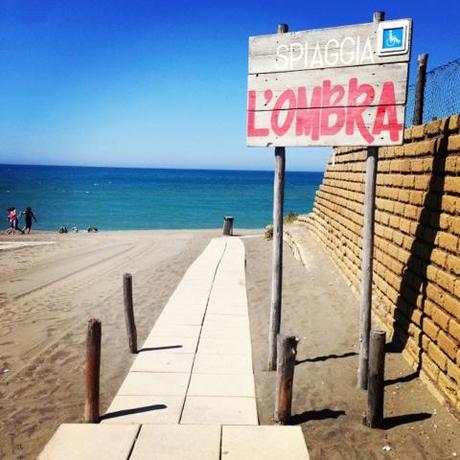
<box><xmin>21</xmin><ymin>206</ymin><xmax>37</xmax><ymax>234</ymax></box>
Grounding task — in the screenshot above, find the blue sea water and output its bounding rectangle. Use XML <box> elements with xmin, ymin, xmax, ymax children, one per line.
<box><xmin>1</xmin><ymin>165</ymin><xmax>323</xmax><ymax>231</ymax></box>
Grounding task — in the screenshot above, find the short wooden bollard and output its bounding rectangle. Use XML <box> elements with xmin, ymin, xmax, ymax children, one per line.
<box><xmin>222</xmin><ymin>216</ymin><xmax>234</xmax><ymax>236</ymax></box>
<box><xmin>123</xmin><ymin>273</ymin><xmax>137</xmax><ymax>354</ymax></box>
<box><xmin>84</xmin><ymin>318</ymin><xmax>101</xmax><ymax>423</ymax></box>
<box><xmin>366</xmin><ymin>330</ymin><xmax>386</xmax><ymax>428</ymax></box>
<box><xmin>274</xmin><ymin>335</ymin><xmax>299</xmax><ymax>424</ymax></box>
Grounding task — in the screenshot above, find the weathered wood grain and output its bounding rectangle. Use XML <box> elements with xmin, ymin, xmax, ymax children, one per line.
<box><xmin>413</xmin><ymin>53</ymin><xmax>428</xmax><ymax>125</ymax></box>
<box><xmin>267</xmin><ymin>24</ymin><xmax>288</xmax><ymax>373</ymax></box>
<box><xmin>248</xmin><ymin>62</ymin><xmax>408</xmax><ymax>110</ymax></box>
<box><xmin>123</xmin><ymin>273</ymin><xmax>137</xmax><ymax>354</ymax></box>
<box><xmin>274</xmin><ymin>335</ymin><xmax>298</xmax><ymax>424</ymax></box>
<box><xmin>84</xmin><ymin>318</ymin><xmax>101</xmax><ymax>423</ymax></box>
<box><xmin>366</xmin><ymin>330</ymin><xmax>386</xmax><ymax>427</ymax></box>
<box><xmin>357</xmin><ymin>147</ymin><xmax>378</xmax><ymax>389</ymax></box>
<box><xmin>247</xmin><ymin>104</ymin><xmax>406</xmax><ymax>146</ymax></box>
<box><xmin>249</xmin><ymin>20</ymin><xmax>411</xmax><ymax>74</ymax></box>
<box><xmin>268</xmin><ymin>146</ymin><xmax>285</xmax><ymax>371</ymax></box>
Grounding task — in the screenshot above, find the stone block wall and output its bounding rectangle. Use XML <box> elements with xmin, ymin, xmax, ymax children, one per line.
<box><xmin>302</xmin><ymin>115</ymin><xmax>460</xmax><ymax>413</ymax></box>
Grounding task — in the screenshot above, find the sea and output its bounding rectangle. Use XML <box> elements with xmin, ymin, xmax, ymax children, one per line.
<box><xmin>1</xmin><ymin>164</ymin><xmax>323</xmax><ymax>231</ymax></box>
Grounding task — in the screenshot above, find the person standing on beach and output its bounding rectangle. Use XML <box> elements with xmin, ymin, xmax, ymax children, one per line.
<box><xmin>6</xmin><ymin>208</ymin><xmax>14</xmax><ymax>233</ymax></box>
<box><xmin>6</xmin><ymin>207</ymin><xmax>23</xmax><ymax>234</ymax></box>
<box><xmin>21</xmin><ymin>206</ymin><xmax>37</xmax><ymax>234</ymax></box>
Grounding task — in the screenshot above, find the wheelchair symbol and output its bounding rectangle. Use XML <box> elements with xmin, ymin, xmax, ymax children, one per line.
<box><xmin>386</xmin><ymin>30</ymin><xmax>401</xmax><ymax>47</ymax></box>
<box><xmin>378</xmin><ymin>21</ymin><xmax>410</xmax><ymax>55</ymax></box>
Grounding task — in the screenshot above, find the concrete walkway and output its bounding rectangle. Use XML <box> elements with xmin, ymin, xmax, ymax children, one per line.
<box><xmin>39</xmin><ymin>237</ymin><xmax>309</xmax><ymax>459</ymax></box>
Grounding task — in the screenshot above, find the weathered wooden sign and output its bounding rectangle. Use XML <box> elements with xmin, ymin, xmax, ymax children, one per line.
<box><xmin>247</xmin><ymin>19</ymin><xmax>412</xmax><ymax>147</ymax></box>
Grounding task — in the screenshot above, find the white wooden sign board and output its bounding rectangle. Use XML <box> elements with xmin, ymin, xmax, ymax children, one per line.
<box><xmin>247</xmin><ymin>19</ymin><xmax>412</xmax><ymax>147</ymax></box>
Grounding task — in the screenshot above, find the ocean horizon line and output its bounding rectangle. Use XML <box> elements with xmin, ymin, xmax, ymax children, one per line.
<box><xmin>0</xmin><ymin>162</ymin><xmax>324</xmax><ymax>174</ymax></box>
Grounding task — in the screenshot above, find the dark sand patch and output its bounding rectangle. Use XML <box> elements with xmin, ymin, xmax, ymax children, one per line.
<box><xmin>245</xmin><ymin>234</ymin><xmax>460</xmax><ymax>460</ymax></box>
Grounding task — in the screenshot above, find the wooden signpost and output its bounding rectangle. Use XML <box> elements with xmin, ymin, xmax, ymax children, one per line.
<box><xmin>248</xmin><ymin>18</ymin><xmax>412</xmax><ymax>147</ymax></box>
<box><xmin>247</xmin><ymin>14</ymin><xmax>412</xmax><ymax>374</ymax></box>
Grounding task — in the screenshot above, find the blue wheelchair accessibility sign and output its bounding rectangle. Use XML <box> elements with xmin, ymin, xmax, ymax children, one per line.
<box><xmin>378</xmin><ymin>20</ymin><xmax>410</xmax><ymax>55</ymax></box>
<box><xmin>383</xmin><ymin>27</ymin><xmax>404</xmax><ymax>50</ymax></box>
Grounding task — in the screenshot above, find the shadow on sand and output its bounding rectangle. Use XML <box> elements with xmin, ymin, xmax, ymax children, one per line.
<box><xmin>296</xmin><ymin>351</ymin><xmax>357</xmax><ymax>365</ymax></box>
<box><xmin>139</xmin><ymin>345</ymin><xmax>183</xmax><ymax>352</ymax></box>
<box><xmin>290</xmin><ymin>409</ymin><xmax>346</xmax><ymax>424</ymax></box>
<box><xmin>382</xmin><ymin>412</ymin><xmax>432</xmax><ymax>429</ymax></box>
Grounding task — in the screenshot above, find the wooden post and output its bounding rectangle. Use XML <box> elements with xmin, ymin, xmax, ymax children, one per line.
<box><xmin>357</xmin><ymin>11</ymin><xmax>384</xmax><ymax>390</ymax></box>
<box><xmin>412</xmin><ymin>53</ymin><xmax>428</xmax><ymax>126</ymax></box>
<box><xmin>222</xmin><ymin>216</ymin><xmax>234</xmax><ymax>236</ymax></box>
<box><xmin>123</xmin><ymin>273</ymin><xmax>137</xmax><ymax>354</ymax></box>
<box><xmin>274</xmin><ymin>335</ymin><xmax>298</xmax><ymax>424</ymax></box>
<box><xmin>366</xmin><ymin>330</ymin><xmax>386</xmax><ymax>428</ymax></box>
<box><xmin>268</xmin><ymin>23</ymin><xmax>288</xmax><ymax>372</ymax></box>
<box><xmin>84</xmin><ymin>318</ymin><xmax>101</xmax><ymax>423</ymax></box>
<box><xmin>372</xmin><ymin>10</ymin><xmax>385</xmax><ymax>22</ymax></box>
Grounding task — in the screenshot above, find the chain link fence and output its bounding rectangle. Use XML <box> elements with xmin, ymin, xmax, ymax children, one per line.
<box><xmin>405</xmin><ymin>57</ymin><xmax>460</xmax><ymax>126</ymax></box>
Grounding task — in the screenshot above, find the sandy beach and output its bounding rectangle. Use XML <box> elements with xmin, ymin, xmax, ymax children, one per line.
<box><xmin>1</xmin><ymin>229</ymin><xmax>459</xmax><ymax>459</ymax></box>
<box><xmin>245</xmin><ymin>232</ymin><xmax>460</xmax><ymax>460</ymax></box>
<box><xmin>0</xmin><ymin>229</ymin><xmax>218</xmax><ymax>458</ymax></box>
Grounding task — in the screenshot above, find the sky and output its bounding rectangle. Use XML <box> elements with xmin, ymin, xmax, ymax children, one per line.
<box><xmin>0</xmin><ymin>0</ymin><xmax>459</xmax><ymax>171</ymax></box>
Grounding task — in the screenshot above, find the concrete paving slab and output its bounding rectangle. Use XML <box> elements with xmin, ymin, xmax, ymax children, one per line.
<box><xmin>221</xmin><ymin>426</ymin><xmax>310</xmax><ymax>460</ymax></box>
<box><xmin>200</xmin><ymin>324</ymin><xmax>251</xmax><ymax>340</ymax></box>
<box><xmin>207</xmin><ymin>293</ymin><xmax>246</xmax><ymax>303</ymax></box>
<box><xmin>170</xmin><ymin>280</ymin><xmax>212</xmax><ymax>291</ymax></box>
<box><xmin>161</xmin><ymin>300</ymin><xmax>207</xmax><ymax>315</ymax></box>
<box><xmin>185</xmin><ymin>264</ymin><xmax>220</xmax><ymax>274</ymax></box>
<box><xmin>182</xmin><ymin>275</ymin><xmax>216</xmax><ymax>284</ymax></box>
<box><xmin>193</xmin><ymin>353</ymin><xmax>253</xmax><ymax>374</ymax></box>
<box><xmin>181</xmin><ymin>396</ymin><xmax>258</xmax><ymax>425</ymax></box>
<box><xmin>38</xmin><ymin>423</ymin><xmax>139</xmax><ymax>460</ymax></box>
<box><xmin>130</xmin><ymin>425</ymin><xmax>221</xmax><ymax>460</ymax></box>
<box><xmin>155</xmin><ymin>313</ymin><xmax>204</xmax><ymax>326</ymax></box>
<box><xmin>149</xmin><ymin>324</ymin><xmax>201</xmax><ymax>339</ymax></box>
<box><xmin>199</xmin><ymin>332</ymin><xmax>251</xmax><ymax>344</ymax></box>
<box><xmin>102</xmin><ymin>395</ymin><xmax>184</xmax><ymax>424</ymax></box>
<box><xmin>205</xmin><ymin>305</ymin><xmax>248</xmax><ymax>316</ymax></box>
<box><xmin>188</xmin><ymin>373</ymin><xmax>255</xmax><ymax>397</ymax></box>
<box><xmin>168</xmin><ymin>290</ymin><xmax>210</xmax><ymax>300</ymax></box>
<box><xmin>187</xmin><ymin>256</ymin><xmax>224</xmax><ymax>273</ymax></box>
<box><xmin>203</xmin><ymin>314</ymin><xmax>249</xmax><ymax>327</ymax></box>
<box><xmin>197</xmin><ymin>337</ymin><xmax>252</xmax><ymax>356</ymax></box>
<box><xmin>167</xmin><ymin>293</ymin><xmax>209</xmax><ymax>307</ymax></box>
<box><xmin>208</xmin><ymin>288</ymin><xmax>245</xmax><ymax>296</ymax></box>
<box><xmin>117</xmin><ymin>372</ymin><xmax>190</xmax><ymax>396</ymax></box>
<box><xmin>207</xmin><ymin>301</ymin><xmax>247</xmax><ymax>311</ymax></box>
<box><xmin>161</xmin><ymin>304</ymin><xmax>207</xmax><ymax>316</ymax></box>
<box><xmin>216</xmin><ymin>260</ymin><xmax>244</xmax><ymax>268</ymax></box>
<box><xmin>212</xmin><ymin>278</ymin><xmax>246</xmax><ymax>287</ymax></box>
<box><xmin>166</xmin><ymin>292</ymin><xmax>208</xmax><ymax>303</ymax></box>
<box><xmin>169</xmin><ymin>279</ymin><xmax>211</xmax><ymax>288</ymax></box>
<box><xmin>130</xmin><ymin>352</ymin><xmax>195</xmax><ymax>373</ymax></box>
<box><xmin>141</xmin><ymin>336</ymin><xmax>198</xmax><ymax>354</ymax></box>
<box><xmin>208</xmin><ymin>300</ymin><xmax>247</xmax><ymax>310</ymax></box>
<box><xmin>213</xmin><ymin>278</ymin><xmax>245</xmax><ymax>285</ymax></box>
